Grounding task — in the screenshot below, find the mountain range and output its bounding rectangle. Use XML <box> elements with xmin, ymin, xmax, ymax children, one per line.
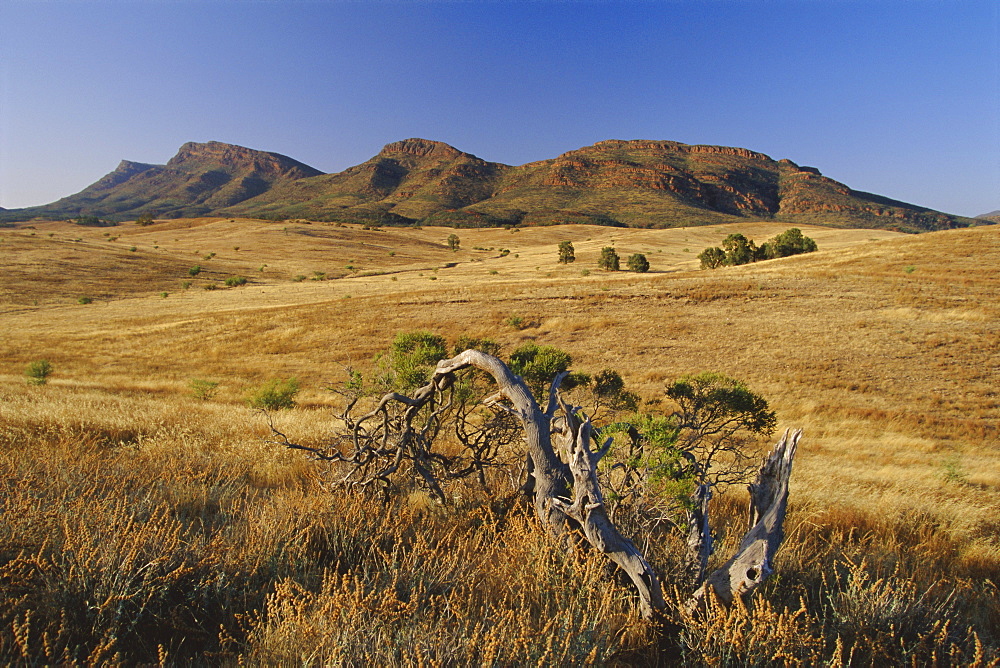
<box><xmin>1</xmin><ymin>138</ymin><xmax>985</xmax><ymax>232</ymax></box>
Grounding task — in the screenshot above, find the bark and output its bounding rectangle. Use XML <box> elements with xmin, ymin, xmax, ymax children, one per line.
<box><xmin>433</xmin><ymin>351</ymin><xmax>666</xmax><ymax>619</ymax></box>
<box><xmin>686</xmin><ymin>428</ymin><xmax>801</xmax><ymax>610</ymax></box>
<box><xmin>684</xmin><ymin>483</ymin><xmax>713</xmax><ymax>587</ymax></box>
<box><xmin>549</xmin><ymin>405</ymin><xmax>666</xmax><ymax>620</ymax></box>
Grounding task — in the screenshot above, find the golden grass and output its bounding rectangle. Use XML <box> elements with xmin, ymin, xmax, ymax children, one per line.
<box><xmin>1</xmin><ymin>218</ymin><xmax>998</xmax><ymax>663</ymax></box>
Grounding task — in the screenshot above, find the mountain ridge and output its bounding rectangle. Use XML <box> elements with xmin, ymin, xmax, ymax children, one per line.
<box><xmin>1</xmin><ymin>138</ymin><xmax>983</xmax><ymax>232</ymax></box>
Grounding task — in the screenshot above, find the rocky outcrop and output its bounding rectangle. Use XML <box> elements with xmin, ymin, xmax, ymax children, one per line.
<box><xmin>1</xmin><ymin>138</ymin><xmax>977</xmax><ymax>232</ymax></box>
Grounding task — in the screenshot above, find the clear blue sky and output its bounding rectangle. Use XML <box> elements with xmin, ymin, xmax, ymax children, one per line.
<box><xmin>1</xmin><ymin>1</ymin><xmax>997</xmax><ymax>216</ymax></box>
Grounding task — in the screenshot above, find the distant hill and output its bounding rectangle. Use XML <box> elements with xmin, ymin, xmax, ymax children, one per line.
<box><xmin>977</xmin><ymin>210</ymin><xmax>1000</xmax><ymax>223</ymax></box>
<box><xmin>1</xmin><ymin>138</ymin><xmax>982</xmax><ymax>232</ymax></box>
<box><xmin>1</xmin><ymin>142</ymin><xmax>322</xmax><ymax>222</ymax></box>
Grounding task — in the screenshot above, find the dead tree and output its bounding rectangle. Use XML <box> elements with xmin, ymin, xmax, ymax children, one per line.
<box><xmin>272</xmin><ymin>349</ymin><xmax>800</xmax><ymax>620</ymax></box>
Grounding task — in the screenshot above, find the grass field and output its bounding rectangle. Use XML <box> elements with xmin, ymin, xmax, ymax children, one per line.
<box><xmin>1</xmin><ymin>218</ymin><xmax>997</xmax><ymax>664</ymax></box>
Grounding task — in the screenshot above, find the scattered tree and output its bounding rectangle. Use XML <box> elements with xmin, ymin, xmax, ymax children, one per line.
<box><xmin>447</xmin><ymin>233</ymin><xmax>460</xmax><ymax>251</ymax></box>
<box><xmin>759</xmin><ymin>227</ymin><xmax>818</xmax><ymax>259</ymax></box>
<box><xmin>558</xmin><ymin>240</ymin><xmax>576</xmax><ymax>264</ymax></box>
<box><xmin>135</xmin><ymin>214</ymin><xmax>155</xmax><ymax>226</ymax></box>
<box><xmin>627</xmin><ymin>253</ymin><xmax>650</xmax><ymax>273</ymax></box>
<box><xmin>700</xmin><ymin>229</ymin><xmax>817</xmax><ymax>269</ymax></box>
<box><xmin>722</xmin><ymin>233</ymin><xmax>757</xmax><ymax>266</ymax></box>
<box><xmin>598</xmin><ymin>246</ymin><xmax>620</xmax><ymax>271</ymax></box>
<box><xmin>698</xmin><ymin>246</ymin><xmax>726</xmax><ymax>269</ymax></box>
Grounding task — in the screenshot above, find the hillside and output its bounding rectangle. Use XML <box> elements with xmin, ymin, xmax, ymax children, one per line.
<box><xmin>2</xmin><ymin>138</ymin><xmax>982</xmax><ymax>232</ymax></box>
<box><xmin>978</xmin><ymin>209</ymin><xmax>1000</xmax><ymax>223</ymax></box>
<box><xmin>2</xmin><ymin>141</ymin><xmax>322</xmax><ymax>222</ymax></box>
<box><xmin>0</xmin><ymin>218</ymin><xmax>998</xmax><ymax>663</ymax></box>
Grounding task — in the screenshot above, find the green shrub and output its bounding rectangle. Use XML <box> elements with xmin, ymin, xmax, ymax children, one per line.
<box><xmin>386</xmin><ymin>331</ymin><xmax>447</xmax><ymax>391</ymax></box>
<box><xmin>78</xmin><ymin>296</ymin><xmax>93</xmax><ymax>305</ymax></box>
<box><xmin>25</xmin><ymin>360</ymin><xmax>53</xmax><ymax>385</ymax></box>
<box><xmin>224</xmin><ymin>276</ymin><xmax>248</xmax><ymax>288</ymax></box>
<box><xmin>188</xmin><ymin>265</ymin><xmax>202</xmax><ymax>277</ymax></box>
<box><xmin>245</xmin><ymin>378</ymin><xmax>299</xmax><ymax>410</ymax></box>
<box><xmin>135</xmin><ymin>214</ymin><xmax>155</xmax><ymax>226</ymax></box>
<box><xmin>189</xmin><ymin>379</ymin><xmax>219</xmax><ymax>401</ymax></box>
<box><xmin>627</xmin><ymin>253</ymin><xmax>650</xmax><ymax>273</ymax></box>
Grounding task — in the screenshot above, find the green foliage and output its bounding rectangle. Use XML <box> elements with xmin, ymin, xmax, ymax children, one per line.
<box><xmin>508</xmin><ymin>342</ymin><xmax>574</xmax><ymax>398</ymax></box>
<box><xmin>188</xmin><ymin>265</ymin><xmax>202</xmax><ymax>277</ymax></box>
<box><xmin>245</xmin><ymin>378</ymin><xmax>299</xmax><ymax>410</ymax></box>
<box><xmin>761</xmin><ymin>227</ymin><xmax>817</xmax><ymax>259</ymax></box>
<box><xmin>25</xmin><ymin>360</ymin><xmax>53</xmax><ymax>386</ymax></box>
<box><xmin>78</xmin><ymin>296</ymin><xmax>93</xmax><ymax>305</ymax></box>
<box><xmin>598</xmin><ymin>246</ymin><xmax>620</xmax><ymax>271</ymax></box>
<box><xmin>626</xmin><ymin>253</ymin><xmax>649</xmax><ymax>273</ymax></box>
<box><xmin>698</xmin><ymin>246</ymin><xmax>726</xmax><ymax>269</ymax></box>
<box><xmin>590</xmin><ymin>368</ymin><xmax>640</xmax><ymax>416</ymax></box>
<box><xmin>447</xmin><ymin>233</ymin><xmax>460</xmax><ymax>251</ymax></box>
<box><xmin>722</xmin><ymin>233</ymin><xmax>757</xmax><ymax>266</ymax></box>
<box><xmin>135</xmin><ymin>214</ymin><xmax>155</xmax><ymax>226</ymax></box>
<box><xmin>666</xmin><ymin>371</ymin><xmax>776</xmax><ymax>486</ymax></box>
<box><xmin>74</xmin><ymin>215</ymin><xmax>117</xmax><ymax>228</ymax></box>
<box><xmin>385</xmin><ymin>331</ymin><xmax>448</xmax><ymax>392</ymax></box>
<box><xmin>224</xmin><ymin>276</ymin><xmax>248</xmax><ymax>287</ymax></box>
<box><xmin>189</xmin><ymin>378</ymin><xmax>219</xmax><ymax>401</ymax></box>
<box><xmin>558</xmin><ymin>240</ymin><xmax>576</xmax><ymax>264</ymax></box>
<box><xmin>452</xmin><ymin>335</ymin><xmax>501</xmax><ymax>357</ymax></box>
<box><xmin>702</xmin><ymin>229</ymin><xmax>817</xmax><ymax>269</ymax></box>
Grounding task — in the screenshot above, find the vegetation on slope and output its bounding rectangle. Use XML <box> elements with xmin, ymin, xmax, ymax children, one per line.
<box><xmin>0</xmin><ymin>219</ymin><xmax>998</xmax><ymax>664</ymax></box>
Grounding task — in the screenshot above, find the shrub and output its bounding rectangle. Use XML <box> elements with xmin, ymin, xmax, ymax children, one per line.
<box><xmin>508</xmin><ymin>342</ymin><xmax>574</xmax><ymax>398</ymax></box>
<box><xmin>25</xmin><ymin>359</ymin><xmax>53</xmax><ymax>385</ymax></box>
<box><xmin>189</xmin><ymin>379</ymin><xmax>219</xmax><ymax>401</ymax></box>
<box><xmin>78</xmin><ymin>296</ymin><xmax>93</xmax><ymax>305</ymax></box>
<box><xmin>386</xmin><ymin>331</ymin><xmax>447</xmax><ymax>391</ymax></box>
<box><xmin>447</xmin><ymin>233</ymin><xmax>460</xmax><ymax>251</ymax></box>
<box><xmin>598</xmin><ymin>247</ymin><xmax>620</xmax><ymax>271</ymax></box>
<box><xmin>627</xmin><ymin>253</ymin><xmax>650</xmax><ymax>273</ymax></box>
<box><xmin>189</xmin><ymin>265</ymin><xmax>202</xmax><ymax>277</ymax></box>
<box><xmin>135</xmin><ymin>214</ymin><xmax>155</xmax><ymax>226</ymax></box>
<box><xmin>245</xmin><ymin>378</ymin><xmax>299</xmax><ymax>410</ymax></box>
<box><xmin>225</xmin><ymin>276</ymin><xmax>248</xmax><ymax>287</ymax></box>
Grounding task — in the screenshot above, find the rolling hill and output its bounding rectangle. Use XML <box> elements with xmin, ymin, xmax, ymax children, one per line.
<box><xmin>2</xmin><ymin>138</ymin><xmax>983</xmax><ymax>232</ymax></box>
<box><xmin>1</xmin><ymin>141</ymin><xmax>322</xmax><ymax>222</ymax></box>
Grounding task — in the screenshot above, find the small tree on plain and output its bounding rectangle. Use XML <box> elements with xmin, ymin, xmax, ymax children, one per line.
<box><xmin>598</xmin><ymin>246</ymin><xmax>620</xmax><ymax>271</ymax></box>
<box><xmin>25</xmin><ymin>360</ymin><xmax>53</xmax><ymax>386</ymax></box>
<box><xmin>627</xmin><ymin>253</ymin><xmax>649</xmax><ymax>273</ymax></box>
<box><xmin>558</xmin><ymin>241</ymin><xmax>576</xmax><ymax>264</ymax></box>
<box><xmin>447</xmin><ymin>233</ymin><xmax>460</xmax><ymax>251</ymax></box>
<box><xmin>698</xmin><ymin>247</ymin><xmax>726</xmax><ymax>269</ymax></box>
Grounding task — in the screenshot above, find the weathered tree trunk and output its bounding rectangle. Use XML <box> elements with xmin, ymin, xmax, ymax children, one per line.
<box><xmin>686</xmin><ymin>428</ymin><xmax>801</xmax><ymax>610</ymax></box>
<box><xmin>434</xmin><ymin>351</ymin><xmax>667</xmax><ymax>618</ymax></box>
<box><xmin>684</xmin><ymin>483</ymin><xmax>713</xmax><ymax>587</ymax></box>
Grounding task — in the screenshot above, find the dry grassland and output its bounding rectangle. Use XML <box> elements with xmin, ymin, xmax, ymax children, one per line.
<box><xmin>1</xmin><ymin>218</ymin><xmax>997</xmax><ymax>664</ymax></box>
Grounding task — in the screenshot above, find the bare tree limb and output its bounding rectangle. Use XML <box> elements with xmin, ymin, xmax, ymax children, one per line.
<box><xmin>686</xmin><ymin>428</ymin><xmax>801</xmax><ymax>610</ymax></box>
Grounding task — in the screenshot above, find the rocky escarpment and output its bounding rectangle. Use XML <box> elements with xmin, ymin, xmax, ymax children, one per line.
<box><xmin>1</xmin><ymin>138</ymin><xmax>979</xmax><ymax>232</ymax></box>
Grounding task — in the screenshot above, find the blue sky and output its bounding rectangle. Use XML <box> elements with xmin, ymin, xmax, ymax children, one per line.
<box><xmin>1</xmin><ymin>1</ymin><xmax>997</xmax><ymax>216</ymax></box>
